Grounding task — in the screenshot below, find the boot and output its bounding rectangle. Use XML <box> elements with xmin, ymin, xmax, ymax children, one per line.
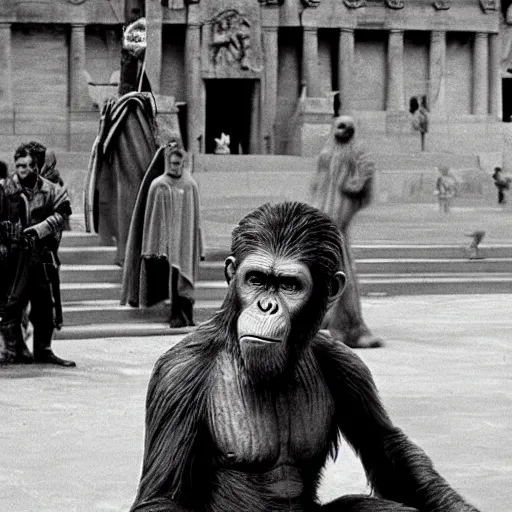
<box><xmin>169</xmin><ymin>300</ymin><xmax>187</xmax><ymax>329</ymax></box>
<box><xmin>0</xmin><ymin>319</ymin><xmax>32</xmax><ymax>364</ymax></box>
<box><xmin>180</xmin><ymin>298</ymin><xmax>195</xmax><ymax>327</ymax></box>
<box><xmin>33</xmin><ymin>325</ymin><xmax>75</xmax><ymax>367</ymax></box>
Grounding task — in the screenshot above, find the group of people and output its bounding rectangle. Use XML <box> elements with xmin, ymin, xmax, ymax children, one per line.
<box><xmin>0</xmin><ymin>142</ymin><xmax>75</xmax><ymax>366</ymax></box>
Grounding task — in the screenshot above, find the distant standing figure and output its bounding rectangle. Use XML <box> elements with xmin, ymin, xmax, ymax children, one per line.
<box><xmin>310</xmin><ymin>115</ymin><xmax>383</xmax><ymax>349</ymax></box>
<box><xmin>492</xmin><ymin>167</ymin><xmax>511</xmax><ymax>206</ymax></box>
<box><xmin>121</xmin><ymin>142</ymin><xmax>204</xmax><ymax>328</ymax></box>
<box><xmin>435</xmin><ymin>166</ymin><xmax>457</xmax><ymax>213</ymax></box>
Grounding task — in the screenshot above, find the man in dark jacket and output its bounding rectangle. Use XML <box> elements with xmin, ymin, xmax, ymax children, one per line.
<box><xmin>0</xmin><ymin>142</ymin><xmax>75</xmax><ymax>366</ymax></box>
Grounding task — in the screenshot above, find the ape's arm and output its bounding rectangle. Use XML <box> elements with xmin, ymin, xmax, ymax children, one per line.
<box><xmin>130</xmin><ymin>336</ymin><xmax>214</xmax><ymax>512</ymax></box>
<box><xmin>314</xmin><ymin>335</ymin><xmax>480</xmax><ymax>512</ymax></box>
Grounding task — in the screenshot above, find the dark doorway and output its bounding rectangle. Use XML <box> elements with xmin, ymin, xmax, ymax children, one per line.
<box><xmin>503</xmin><ymin>78</ymin><xmax>512</xmax><ymax>123</ymax></box>
<box><xmin>205</xmin><ymin>79</ymin><xmax>255</xmax><ymax>154</ymax></box>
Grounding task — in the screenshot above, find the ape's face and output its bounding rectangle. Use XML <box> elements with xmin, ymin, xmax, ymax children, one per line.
<box><xmin>235</xmin><ymin>250</ymin><xmax>313</xmax><ymax>345</ymax></box>
<box><xmin>225</xmin><ymin>249</ymin><xmax>315</xmax><ymax>378</ymax></box>
<box><xmin>334</xmin><ymin>116</ymin><xmax>355</xmax><ymax>143</ymax></box>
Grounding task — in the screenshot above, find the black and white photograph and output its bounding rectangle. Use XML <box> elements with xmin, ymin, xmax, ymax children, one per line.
<box><xmin>0</xmin><ymin>1</ymin><xmax>510</xmax><ymax>511</ymax></box>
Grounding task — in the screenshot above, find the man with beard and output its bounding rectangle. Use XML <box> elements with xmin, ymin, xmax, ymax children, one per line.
<box><xmin>0</xmin><ymin>142</ymin><xmax>75</xmax><ymax>366</ymax></box>
<box><xmin>121</xmin><ymin>141</ymin><xmax>204</xmax><ymax>328</ymax></box>
<box><xmin>310</xmin><ymin>115</ymin><xmax>383</xmax><ymax>349</ymax></box>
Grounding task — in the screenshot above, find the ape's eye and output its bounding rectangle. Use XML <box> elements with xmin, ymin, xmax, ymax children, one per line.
<box><xmin>280</xmin><ymin>279</ymin><xmax>302</xmax><ymax>293</ymax></box>
<box><xmin>246</xmin><ymin>273</ymin><xmax>265</xmax><ymax>287</ymax></box>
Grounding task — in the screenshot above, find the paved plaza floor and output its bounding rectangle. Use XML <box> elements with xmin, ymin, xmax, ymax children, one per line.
<box><xmin>1</xmin><ymin>294</ymin><xmax>511</xmax><ymax>512</ymax></box>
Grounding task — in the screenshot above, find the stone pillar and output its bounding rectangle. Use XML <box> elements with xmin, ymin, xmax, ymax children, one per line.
<box><xmin>69</xmin><ymin>23</ymin><xmax>89</xmax><ymax>111</ymax></box>
<box><xmin>489</xmin><ymin>32</ymin><xmax>502</xmax><ymax>120</ymax></box>
<box><xmin>338</xmin><ymin>28</ymin><xmax>355</xmax><ymax>113</ymax></box>
<box><xmin>262</xmin><ymin>26</ymin><xmax>278</xmax><ymax>154</ymax></box>
<box><xmin>473</xmin><ymin>32</ymin><xmax>489</xmax><ymax>115</ymax></box>
<box><xmin>428</xmin><ymin>30</ymin><xmax>446</xmax><ymax>114</ymax></box>
<box><xmin>145</xmin><ymin>0</ymin><xmax>163</xmax><ymax>94</ymax></box>
<box><xmin>0</xmin><ymin>23</ymin><xmax>12</xmax><ymax>111</ymax></box>
<box><xmin>186</xmin><ymin>4</ymin><xmax>203</xmax><ymax>153</ymax></box>
<box><xmin>302</xmin><ymin>26</ymin><xmax>321</xmax><ymax>97</ymax></box>
<box><xmin>387</xmin><ymin>29</ymin><xmax>405</xmax><ymax>111</ymax></box>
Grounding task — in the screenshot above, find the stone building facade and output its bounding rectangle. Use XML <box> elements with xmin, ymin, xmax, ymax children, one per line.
<box><xmin>0</xmin><ymin>0</ymin><xmax>508</xmax><ymax>157</ymax></box>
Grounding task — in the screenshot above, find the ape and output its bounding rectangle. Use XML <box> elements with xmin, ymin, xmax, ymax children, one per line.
<box><xmin>130</xmin><ymin>202</ymin><xmax>480</xmax><ymax>512</ymax></box>
<box><xmin>310</xmin><ymin>116</ymin><xmax>383</xmax><ymax>349</ymax></box>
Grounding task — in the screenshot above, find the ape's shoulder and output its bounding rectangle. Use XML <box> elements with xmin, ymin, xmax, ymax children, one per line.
<box><xmin>152</xmin><ymin>330</ymin><xmax>217</xmax><ymax>389</ymax></box>
<box><xmin>311</xmin><ymin>332</ymin><xmax>378</xmax><ymax>393</ymax></box>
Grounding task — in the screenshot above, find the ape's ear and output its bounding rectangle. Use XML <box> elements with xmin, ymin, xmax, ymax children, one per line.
<box><xmin>224</xmin><ymin>256</ymin><xmax>237</xmax><ymax>284</ymax></box>
<box><xmin>327</xmin><ymin>271</ymin><xmax>346</xmax><ymax>309</ymax></box>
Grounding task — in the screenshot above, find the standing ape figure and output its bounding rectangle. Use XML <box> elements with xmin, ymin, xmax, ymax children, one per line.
<box><xmin>121</xmin><ymin>142</ymin><xmax>204</xmax><ymax>328</ymax></box>
<box><xmin>0</xmin><ymin>143</ymin><xmax>74</xmax><ymax>366</ymax></box>
<box><xmin>130</xmin><ymin>201</ymin><xmax>480</xmax><ymax>512</ymax></box>
<box><xmin>310</xmin><ymin>116</ymin><xmax>383</xmax><ymax>349</ymax></box>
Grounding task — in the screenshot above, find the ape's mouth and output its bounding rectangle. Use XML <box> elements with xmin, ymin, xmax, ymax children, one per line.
<box><xmin>239</xmin><ymin>335</ymin><xmax>281</xmax><ymax>344</ymax></box>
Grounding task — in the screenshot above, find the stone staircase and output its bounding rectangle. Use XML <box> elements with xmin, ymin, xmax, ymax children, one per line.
<box><xmin>54</xmin><ymin>231</ymin><xmax>512</xmax><ymax>340</ymax></box>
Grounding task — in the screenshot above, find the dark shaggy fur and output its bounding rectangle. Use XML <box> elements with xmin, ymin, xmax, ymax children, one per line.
<box><xmin>130</xmin><ymin>202</ymin><xmax>480</xmax><ymax>512</ymax></box>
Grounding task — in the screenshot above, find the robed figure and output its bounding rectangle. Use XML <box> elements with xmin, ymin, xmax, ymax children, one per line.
<box><xmin>121</xmin><ymin>143</ymin><xmax>204</xmax><ymax>328</ymax></box>
<box><xmin>84</xmin><ymin>18</ymin><xmax>155</xmax><ymax>266</ymax></box>
<box><xmin>310</xmin><ymin>115</ymin><xmax>383</xmax><ymax>349</ymax></box>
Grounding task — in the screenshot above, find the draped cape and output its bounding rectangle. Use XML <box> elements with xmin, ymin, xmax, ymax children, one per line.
<box><xmin>120</xmin><ymin>147</ymin><xmax>203</xmax><ymax>308</ymax></box>
<box><xmin>84</xmin><ymin>92</ymin><xmax>158</xmax><ymax>264</ymax></box>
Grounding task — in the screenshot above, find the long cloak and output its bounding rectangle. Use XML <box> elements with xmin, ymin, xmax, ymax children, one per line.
<box><xmin>84</xmin><ymin>92</ymin><xmax>158</xmax><ymax>264</ymax></box>
<box><xmin>310</xmin><ymin>133</ymin><xmax>374</xmax><ymax>233</ymax></box>
<box><xmin>120</xmin><ymin>147</ymin><xmax>203</xmax><ymax>308</ymax></box>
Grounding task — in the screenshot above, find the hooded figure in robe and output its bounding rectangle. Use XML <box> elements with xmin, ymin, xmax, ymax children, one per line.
<box><xmin>310</xmin><ymin>115</ymin><xmax>383</xmax><ymax>349</ymax></box>
<box><xmin>121</xmin><ymin>142</ymin><xmax>204</xmax><ymax>328</ymax></box>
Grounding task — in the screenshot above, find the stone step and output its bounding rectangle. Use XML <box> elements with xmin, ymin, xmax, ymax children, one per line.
<box><xmin>60</xmin><ymin>266</ymin><xmax>512</xmax><ymax>302</ymax></box>
<box><xmin>60</xmin><ymin>232</ymin><xmax>102</xmax><ymax>248</ymax></box>
<box><xmin>60</xmin><ymin>300</ymin><xmax>220</xmax><ymax>327</ymax></box>
<box><xmin>59</xmin><ymin>246</ymin><xmax>117</xmax><ymax>265</ymax></box>
<box><xmin>60</xmin><ymin>265</ymin><xmax>121</xmax><ymax>283</ymax></box>
<box><xmin>198</xmin><ymin>258</ymin><xmax>512</xmax><ymax>281</ymax></box>
<box><xmin>59</xmin><ymin>273</ymin><xmax>512</xmax><ymax>328</ymax></box>
<box><xmin>59</xmin><ymin>243</ymin><xmax>512</xmax><ymax>274</ymax></box>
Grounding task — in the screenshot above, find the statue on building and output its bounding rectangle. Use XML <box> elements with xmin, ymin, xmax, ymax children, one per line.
<box><xmin>343</xmin><ymin>0</ymin><xmax>366</xmax><ymax>8</ymax></box>
<box><xmin>385</xmin><ymin>0</ymin><xmax>405</xmax><ymax>9</ymax></box>
<box><xmin>214</xmin><ymin>133</ymin><xmax>231</xmax><ymax>155</ymax></box>
<box><xmin>480</xmin><ymin>0</ymin><xmax>497</xmax><ymax>13</ymax></box>
<box><xmin>433</xmin><ymin>0</ymin><xmax>451</xmax><ymax>9</ymax></box>
<box><xmin>210</xmin><ymin>9</ymin><xmax>256</xmax><ymax>71</ymax></box>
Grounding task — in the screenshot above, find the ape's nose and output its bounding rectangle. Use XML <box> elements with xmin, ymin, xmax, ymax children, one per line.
<box><xmin>257</xmin><ymin>298</ymin><xmax>279</xmax><ymax>315</ymax></box>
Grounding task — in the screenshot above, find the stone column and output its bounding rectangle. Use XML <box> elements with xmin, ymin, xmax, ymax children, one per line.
<box><xmin>145</xmin><ymin>0</ymin><xmax>163</xmax><ymax>94</ymax></box>
<box><xmin>473</xmin><ymin>32</ymin><xmax>489</xmax><ymax>115</ymax></box>
<box><xmin>387</xmin><ymin>29</ymin><xmax>405</xmax><ymax>111</ymax></box>
<box><xmin>302</xmin><ymin>26</ymin><xmax>321</xmax><ymax>97</ymax></box>
<box><xmin>263</xmin><ymin>26</ymin><xmax>278</xmax><ymax>154</ymax></box>
<box><xmin>69</xmin><ymin>23</ymin><xmax>89</xmax><ymax>111</ymax></box>
<box><xmin>338</xmin><ymin>28</ymin><xmax>355</xmax><ymax>113</ymax></box>
<box><xmin>0</xmin><ymin>22</ymin><xmax>13</xmax><ymax>135</ymax></box>
<box><xmin>186</xmin><ymin>4</ymin><xmax>203</xmax><ymax>153</ymax></box>
<box><xmin>489</xmin><ymin>32</ymin><xmax>502</xmax><ymax>120</ymax></box>
<box><xmin>428</xmin><ymin>30</ymin><xmax>446</xmax><ymax>114</ymax></box>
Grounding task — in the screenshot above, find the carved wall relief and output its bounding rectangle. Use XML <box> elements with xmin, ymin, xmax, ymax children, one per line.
<box><xmin>343</xmin><ymin>0</ymin><xmax>366</xmax><ymax>8</ymax></box>
<box><xmin>210</xmin><ymin>9</ymin><xmax>257</xmax><ymax>72</ymax></box>
<box><xmin>300</xmin><ymin>0</ymin><xmax>321</xmax><ymax>6</ymax></box>
<box><xmin>385</xmin><ymin>0</ymin><xmax>404</xmax><ymax>9</ymax></box>
<box><xmin>433</xmin><ymin>0</ymin><xmax>451</xmax><ymax>9</ymax></box>
<box><xmin>480</xmin><ymin>0</ymin><xmax>497</xmax><ymax>12</ymax></box>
